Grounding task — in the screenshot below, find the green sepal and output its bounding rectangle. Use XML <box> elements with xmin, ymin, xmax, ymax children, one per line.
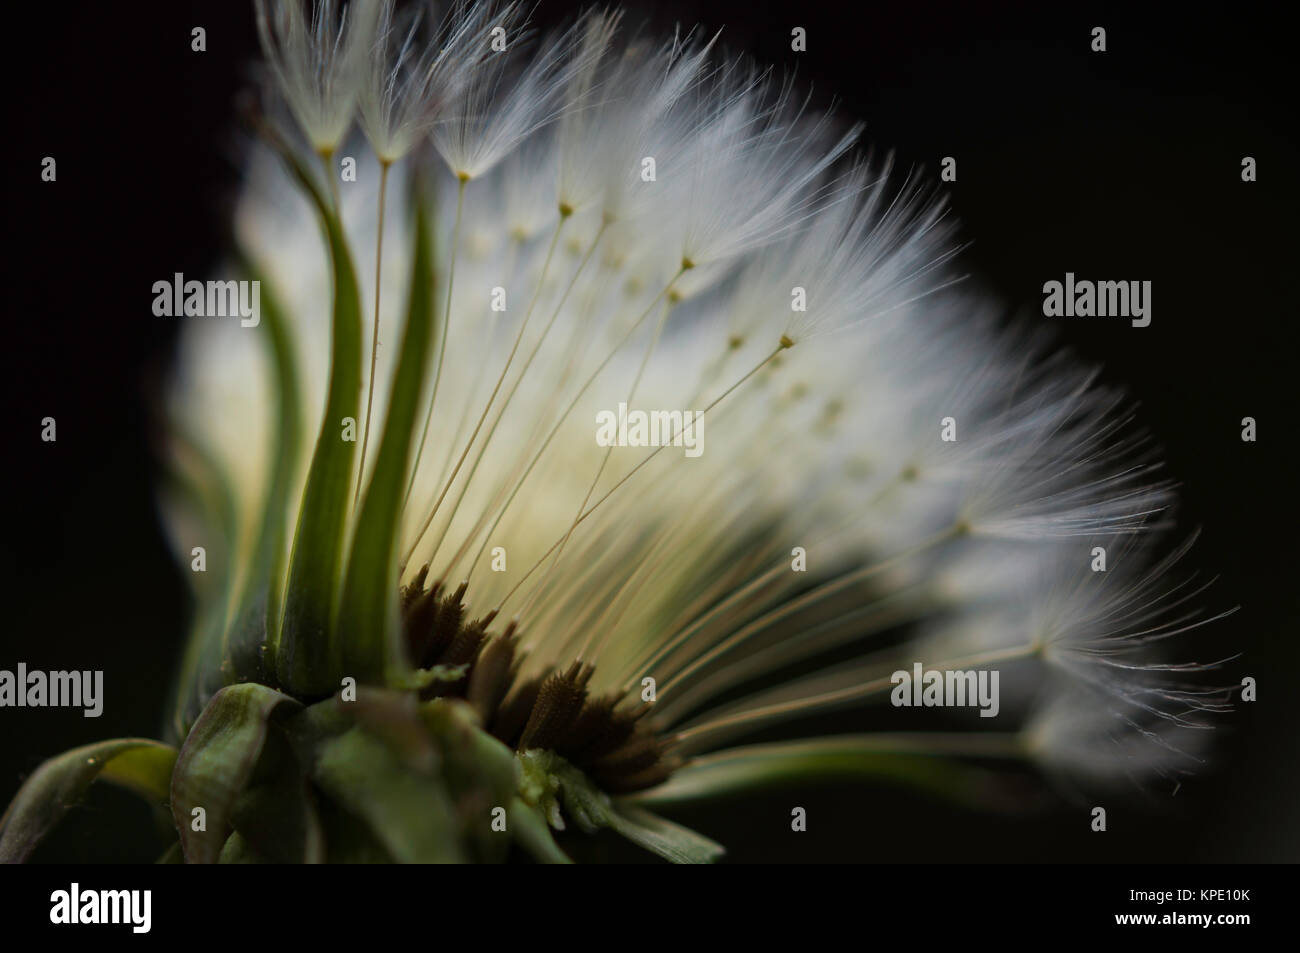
<box><xmin>627</xmin><ymin>735</ymin><xmax>1023</xmax><ymax>811</ymax></box>
<box><xmin>221</xmin><ymin>262</ymin><xmax>303</xmax><ymax>693</ymax></box>
<box><xmin>165</xmin><ymin>432</ymin><xmax>240</xmax><ymax>742</ymax></box>
<box><xmin>0</xmin><ymin>738</ymin><xmax>177</xmax><ymax>863</ymax></box>
<box><xmin>311</xmin><ymin>724</ymin><xmax>464</xmax><ymax>863</ymax></box>
<box><xmin>267</xmin><ymin>135</ymin><xmax>364</xmax><ymax>697</ymax></box>
<box><xmin>516</xmin><ymin>749</ymin><xmax>723</xmax><ymax>864</ymax></box>
<box><xmin>337</xmin><ymin>184</ymin><xmax>438</xmax><ymax>686</ymax></box>
<box><xmin>170</xmin><ymin>682</ymin><xmax>302</xmax><ymax>863</ymax></box>
<box><xmin>218</xmin><ymin>831</ymin><xmax>267</xmax><ymax>863</ymax></box>
<box><xmin>420</xmin><ymin>699</ymin><xmax>518</xmax><ymax>862</ymax></box>
<box><xmin>227</xmin><ymin>720</ymin><xmax>325</xmax><ymax>863</ymax></box>
<box><xmin>506</xmin><ymin>797</ymin><xmax>572</xmax><ymax>864</ymax></box>
<box><xmin>605</xmin><ymin>803</ymin><xmax>725</xmax><ymax>864</ymax></box>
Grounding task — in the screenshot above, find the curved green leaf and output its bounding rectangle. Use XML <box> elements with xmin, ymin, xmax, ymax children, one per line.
<box><xmin>0</xmin><ymin>738</ymin><xmax>177</xmax><ymax>863</ymax></box>
<box><xmin>420</xmin><ymin>699</ymin><xmax>518</xmax><ymax>862</ymax></box>
<box><xmin>170</xmin><ymin>682</ymin><xmax>302</xmax><ymax>863</ymax></box>
<box><xmin>605</xmin><ymin>803</ymin><xmax>725</xmax><ymax>864</ymax></box>
<box><xmin>165</xmin><ymin>432</ymin><xmax>240</xmax><ymax>742</ymax></box>
<box><xmin>218</xmin><ymin>831</ymin><xmax>265</xmax><ymax>863</ymax></box>
<box><xmin>516</xmin><ymin>750</ymin><xmax>722</xmax><ymax>863</ymax></box>
<box><xmin>267</xmin><ymin>135</ymin><xmax>363</xmax><ymax>697</ymax></box>
<box><xmin>338</xmin><ymin>187</ymin><xmax>437</xmax><ymax>685</ymax></box>
<box><xmin>506</xmin><ymin>797</ymin><xmax>572</xmax><ymax>864</ymax></box>
<box><xmin>228</xmin><ymin>727</ymin><xmax>325</xmax><ymax>864</ymax></box>
<box><xmin>165</xmin><ymin>218</ymin><xmax>303</xmax><ymax>738</ymax></box>
<box><xmin>312</xmin><ymin>724</ymin><xmax>463</xmax><ymax>863</ymax></box>
<box><xmin>626</xmin><ymin>735</ymin><xmax>1024</xmax><ymax>810</ymax></box>
<box><xmin>223</xmin><ymin>262</ymin><xmax>303</xmax><ymax>690</ymax></box>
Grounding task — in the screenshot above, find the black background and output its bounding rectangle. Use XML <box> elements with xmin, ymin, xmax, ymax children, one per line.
<box><xmin>2</xmin><ymin>0</ymin><xmax>1296</xmax><ymax>863</ymax></box>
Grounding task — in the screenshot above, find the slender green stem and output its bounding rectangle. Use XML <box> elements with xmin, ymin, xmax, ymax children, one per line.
<box><xmin>355</xmin><ymin>158</ymin><xmax>392</xmax><ymax>507</ymax></box>
<box><xmin>318</xmin><ymin>147</ymin><xmax>340</xmax><ymax>209</ymax></box>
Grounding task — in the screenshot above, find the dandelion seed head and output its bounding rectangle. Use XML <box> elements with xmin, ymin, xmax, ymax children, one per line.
<box><xmin>1025</xmin><ymin>687</ymin><xmax>1216</xmax><ymax>791</ymax></box>
<box><xmin>255</xmin><ymin>0</ymin><xmax>378</xmax><ymax>153</ymax></box>
<box><xmin>170</xmin><ymin>3</ymin><xmax>1234</xmax><ymax>847</ymax></box>
<box><xmin>356</xmin><ymin>0</ymin><xmax>502</xmax><ymax>163</ymax></box>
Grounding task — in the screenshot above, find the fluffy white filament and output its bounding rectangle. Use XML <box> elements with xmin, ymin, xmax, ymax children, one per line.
<box><xmin>167</xmin><ymin>1</ymin><xmax>1231</xmax><ymax>796</ymax></box>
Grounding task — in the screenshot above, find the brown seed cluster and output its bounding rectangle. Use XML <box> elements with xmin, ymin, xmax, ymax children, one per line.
<box><xmin>401</xmin><ymin>567</ymin><xmax>678</xmax><ymax>793</ymax></box>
